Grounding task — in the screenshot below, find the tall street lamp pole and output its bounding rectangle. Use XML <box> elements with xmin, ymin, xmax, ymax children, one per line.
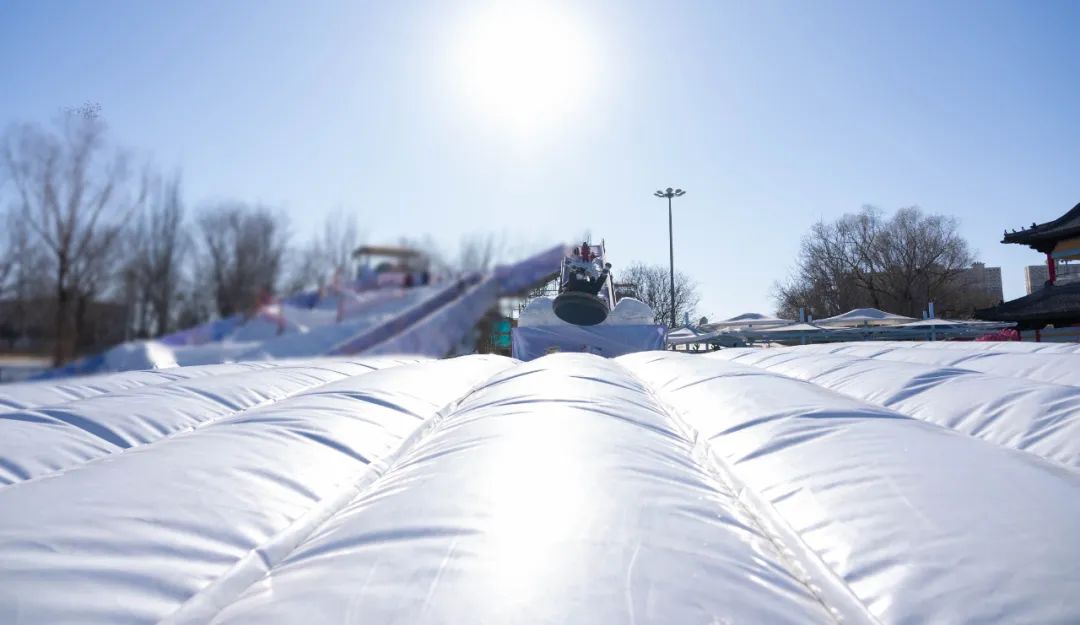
<box><xmin>653</xmin><ymin>187</ymin><xmax>685</xmax><ymax>328</ymax></box>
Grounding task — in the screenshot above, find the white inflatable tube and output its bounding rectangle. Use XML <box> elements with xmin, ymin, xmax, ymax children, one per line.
<box><xmin>623</xmin><ymin>352</ymin><xmax>1080</xmax><ymax>625</ymax></box>
<box><xmin>710</xmin><ymin>348</ymin><xmax>1080</xmax><ymax>471</ymax></box>
<box><xmin>0</xmin><ymin>356</ymin><xmax>511</xmax><ymax>625</ymax></box>
<box><xmin>209</xmin><ymin>354</ymin><xmax>842</xmax><ymax>625</ymax></box>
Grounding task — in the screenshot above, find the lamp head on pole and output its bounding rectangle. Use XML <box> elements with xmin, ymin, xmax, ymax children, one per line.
<box><xmin>653</xmin><ymin>187</ymin><xmax>686</xmax><ymax>199</ymax></box>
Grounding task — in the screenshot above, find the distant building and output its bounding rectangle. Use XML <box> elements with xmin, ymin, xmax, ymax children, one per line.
<box><xmin>960</xmin><ymin>263</ymin><xmax>1003</xmax><ymax>303</ymax></box>
<box><xmin>1025</xmin><ymin>262</ymin><xmax>1080</xmax><ymax>294</ymax></box>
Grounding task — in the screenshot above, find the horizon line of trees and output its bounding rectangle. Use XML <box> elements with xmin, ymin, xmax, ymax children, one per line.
<box><xmin>619</xmin><ymin>262</ymin><xmax>700</xmax><ymax>327</ymax></box>
<box><xmin>0</xmin><ymin>105</ymin><xmax>509</xmax><ymax>365</ymax></box>
<box><xmin>774</xmin><ymin>205</ymin><xmax>998</xmax><ymax>321</ymax></box>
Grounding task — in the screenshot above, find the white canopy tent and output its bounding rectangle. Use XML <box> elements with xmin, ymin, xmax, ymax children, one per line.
<box><xmin>816</xmin><ymin>307</ymin><xmax>918</xmax><ymax>327</ymax></box>
<box><xmin>899</xmin><ymin>318</ymin><xmax>965</xmax><ymax>328</ymax></box>
<box><xmin>666</xmin><ymin>308</ymin><xmax>1013</xmax><ymax>349</ymax></box>
<box><xmin>704</xmin><ymin>310</ymin><xmax>799</xmax><ymax>330</ymax></box>
<box><xmin>756</xmin><ymin>322</ymin><xmax>827</xmax><ymax>334</ymax></box>
<box><xmin>707</xmin><ymin>312</ymin><xmax>795</xmax><ymax>329</ymax></box>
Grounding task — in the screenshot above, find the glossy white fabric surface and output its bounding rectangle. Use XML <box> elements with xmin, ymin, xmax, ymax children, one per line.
<box><xmin>787</xmin><ymin>341</ymin><xmax>1080</xmax><ymax>386</ymax></box>
<box><xmin>902</xmin><ymin>340</ymin><xmax>1080</xmax><ymax>353</ymax></box>
<box><xmin>3</xmin><ymin>347</ymin><xmax>1079</xmax><ymax>625</ymax></box>
<box><xmin>623</xmin><ymin>352</ymin><xmax>1080</xmax><ymax>625</ymax></box>
<box><xmin>710</xmin><ymin>347</ymin><xmax>1080</xmax><ymax>470</ymax></box>
<box><xmin>210</xmin><ymin>354</ymin><xmax>840</xmax><ymax>625</ymax></box>
<box><xmin>0</xmin><ymin>358</ymin><xmax>420</xmax><ymax>486</ymax></box>
<box><xmin>0</xmin><ymin>361</ymin><xmax>278</xmax><ymax>411</ymax></box>
<box><xmin>0</xmin><ymin>356</ymin><xmax>511</xmax><ymax>625</ymax></box>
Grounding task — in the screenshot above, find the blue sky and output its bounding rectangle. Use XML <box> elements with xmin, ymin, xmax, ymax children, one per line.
<box><xmin>2</xmin><ymin>0</ymin><xmax>1079</xmax><ymax>319</ymax></box>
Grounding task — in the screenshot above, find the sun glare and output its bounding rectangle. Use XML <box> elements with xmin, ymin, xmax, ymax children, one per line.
<box><xmin>453</xmin><ymin>2</ymin><xmax>597</xmax><ymax>134</ymax></box>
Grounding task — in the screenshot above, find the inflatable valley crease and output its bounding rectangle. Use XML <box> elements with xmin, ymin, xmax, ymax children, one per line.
<box><xmin>1</xmin><ymin>340</ymin><xmax>1080</xmax><ymax>624</ymax></box>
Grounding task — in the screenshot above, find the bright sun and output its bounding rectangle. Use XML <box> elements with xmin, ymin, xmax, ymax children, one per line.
<box><xmin>453</xmin><ymin>2</ymin><xmax>597</xmax><ymax>134</ymax></box>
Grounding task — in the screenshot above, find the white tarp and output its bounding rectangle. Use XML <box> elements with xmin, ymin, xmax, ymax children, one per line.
<box><xmin>208</xmin><ymin>355</ymin><xmax>837</xmax><ymax>625</ymax></box>
<box><xmin>708</xmin><ymin>312</ymin><xmax>794</xmax><ymax>328</ymax></box>
<box><xmin>621</xmin><ymin>352</ymin><xmax>1080</xmax><ymax>625</ymax></box>
<box><xmin>0</xmin><ymin>361</ymin><xmax>280</xmax><ymax>411</ymax></box>
<box><xmin>792</xmin><ymin>341</ymin><xmax>1080</xmax><ymax>386</ymax></box>
<box><xmin>0</xmin><ymin>358</ymin><xmax>420</xmax><ymax>486</ymax></box>
<box><xmin>2</xmin><ymin>343</ymin><xmax>1079</xmax><ymax>625</ymax></box>
<box><xmin>816</xmin><ymin>307</ymin><xmax>917</xmax><ymax>327</ymax></box>
<box><xmin>710</xmin><ymin>347</ymin><xmax>1080</xmax><ymax>470</ymax></box>
<box><xmin>0</xmin><ymin>356</ymin><xmax>513</xmax><ymax>625</ymax></box>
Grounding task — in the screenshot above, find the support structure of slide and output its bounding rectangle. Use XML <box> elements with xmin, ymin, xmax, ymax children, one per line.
<box><xmin>41</xmin><ymin>245</ymin><xmax>566</xmax><ymax>377</ymax></box>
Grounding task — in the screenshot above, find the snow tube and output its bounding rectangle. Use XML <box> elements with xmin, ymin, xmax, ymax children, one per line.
<box><xmin>553</xmin><ymin>291</ymin><xmax>609</xmax><ymax>326</ymax></box>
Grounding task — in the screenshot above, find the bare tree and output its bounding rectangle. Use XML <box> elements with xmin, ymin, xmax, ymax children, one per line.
<box><xmin>1</xmin><ymin>210</ymin><xmax>43</xmax><ymax>348</ymax></box>
<box><xmin>285</xmin><ymin>211</ymin><xmax>362</xmax><ymax>293</ymax></box>
<box><xmin>0</xmin><ymin>209</ymin><xmax>15</xmax><ymax>300</ymax></box>
<box><xmin>322</xmin><ymin>211</ymin><xmax>361</xmax><ymax>277</ymax></box>
<box><xmin>775</xmin><ymin>206</ymin><xmax>977</xmax><ymax>319</ymax></box>
<box><xmin>456</xmin><ymin>232</ymin><xmax>507</xmax><ymax>274</ymax></box>
<box><xmin>397</xmin><ymin>234</ymin><xmax>450</xmax><ymax>274</ymax></box>
<box><xmin>620</xmin><ymin>262</ymin><xmax>700</xmax><ymax>327</ymax></box>
<box><xmin>286</xmin><ymin>246</ymin><xmax>324</xmax><ymax>295</ymax></box>
<box><xmin>125</xmin><ymin>172</ymin><xmax>189</xmax><ymax>336</ymax></box>
<box><xmin>0</xmin><ymin>208</ymin><xmax>50</xmax><ymax>345</ymax></box>
<box><xmin>1</xmin><ymin>104</ymin><xmax>143</xmax><ymax>364</ymax></box>
<box><xmin>174</xmin><ymin>284</ymin><xmax>215</xmax><ymax>330</ymax></box>
<box><xmin>197</xmin><ymin>203</ymin><xmax>289</xmax><ymax>318</ymax></box>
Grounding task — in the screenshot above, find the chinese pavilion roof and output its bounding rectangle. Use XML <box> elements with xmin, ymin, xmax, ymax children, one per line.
<box><xmin>1002</xmin><ymin>201</ymin><xmax>1080</xmax><ymax>253</ymax></box>
<box><xmin>974</xmin><ymin>280</ymin><xmax>1080</xmax><ymax>328</ymax></box>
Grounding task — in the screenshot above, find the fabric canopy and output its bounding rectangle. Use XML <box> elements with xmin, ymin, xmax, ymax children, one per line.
<box><xmin>815</xmin><ymin>307</ymin><xmax>917</xmax><ymax>327</ymax></box>
<box><xmin>757</xmin><ymin>322</ymin><xmax>826</xmax><ymax>333</ymax></box>
<box><xmin>708</xmin><ymin>312</ymin><xmax>794</xmax><ymax>328</ymax></box>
